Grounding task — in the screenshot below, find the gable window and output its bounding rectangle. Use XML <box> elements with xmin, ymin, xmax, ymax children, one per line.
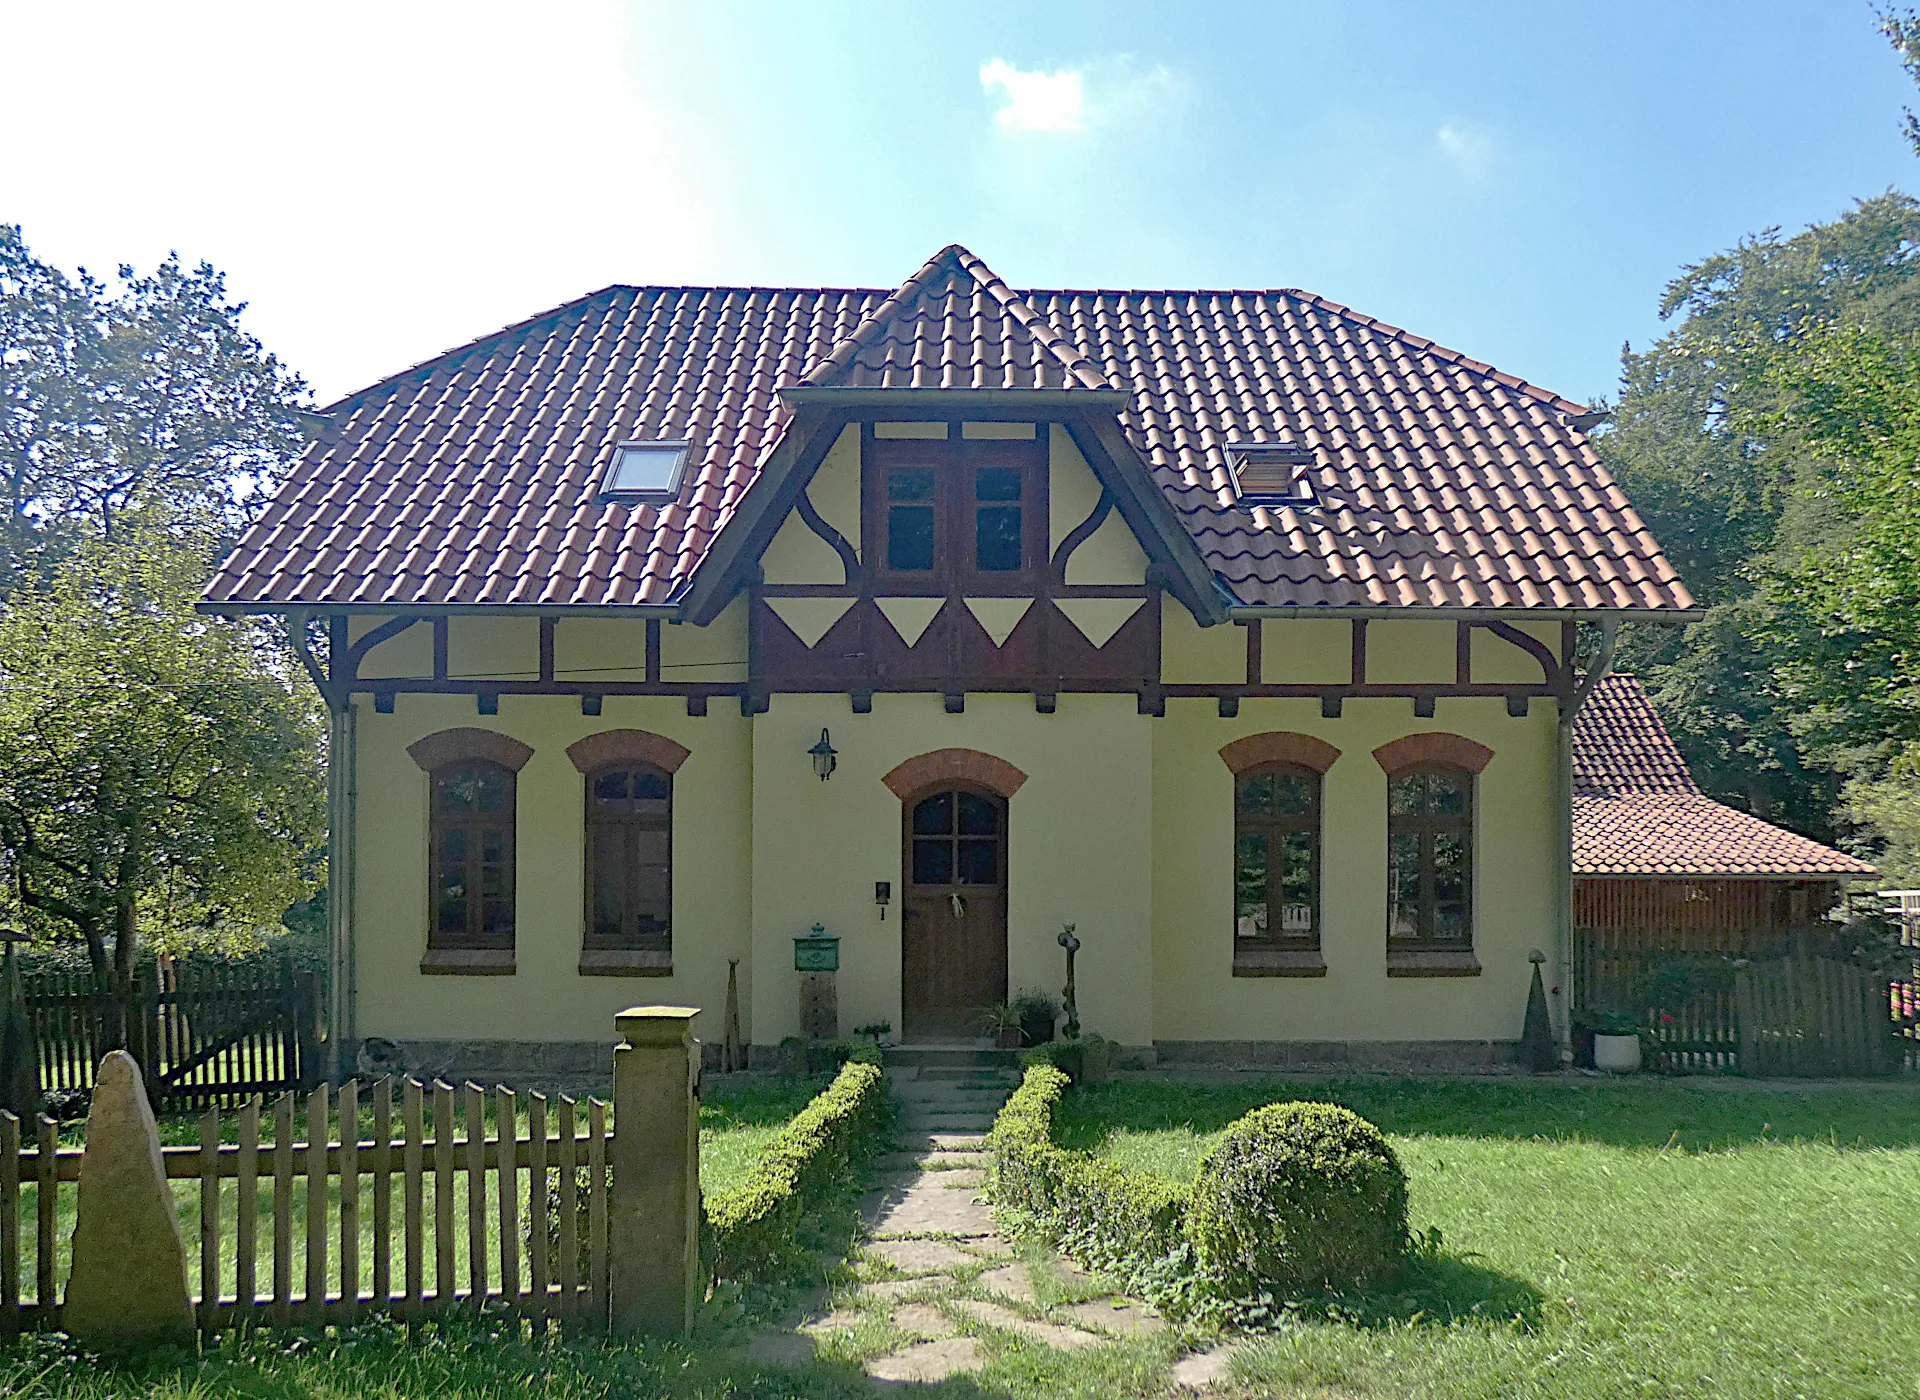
<box><xmin>885</xmin><ymin>465</ymin><xmax>938</xmax><ymax>572</ymax></box>
<box><xmin>1233</xmin><ymin>765</ymin><xmax>1326</xmax><ymax>976</ymax></box>
<box><xmin>429</xmin><ymin>763</ymin><xmax>516</xmax><ymax>959</ymax></box>
<box><xmin>583</xmin><ymin>764</ymin><xmax>673</xmax><ymax>973</ymax></box>
<box><xmin>867</xmin><ymin>433</ymin><xmax>1044</xmax><ymax>587</ymax></box>
<box><xmin>1387</xmin><ymin>766</ymin><xmax>1477</xmax><ymax>973</ymax></box>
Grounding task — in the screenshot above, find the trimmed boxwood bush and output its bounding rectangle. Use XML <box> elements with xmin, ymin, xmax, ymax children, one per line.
<box><xmin>1190</xmin><ymin>1102</ymin><xmax>1409</xmax><ymax>1294</ymax></box>
<box><xmin>703</xmin><ymin>1057</ymin><xmax>887</xmax><ymax>1283</ymax></box>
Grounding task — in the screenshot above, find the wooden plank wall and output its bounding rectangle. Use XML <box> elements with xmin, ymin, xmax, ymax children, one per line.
<box><xmin>1575</xmin><ymin>877</ymin><xmax>1840</xmax><ymax>954</ymax></box>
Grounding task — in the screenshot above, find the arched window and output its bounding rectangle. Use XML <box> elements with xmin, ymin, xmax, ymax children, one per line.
<box><xmin>1387</xmin><ymin>765</ymin><xmax>1474</xmax><ymax>951</ymax></box>
<box><xmin>583</xmin><ymin>763</ymin><xmax>673</xmax><ymax>972</ymax></box>
<box><xmin>1233</xmin><ymin>764</ymin><xmax>1324</xmax><ymax>975</ymax></box>
<box><xmin>429</xmin><ymin>762</ymin><xmax>516</xmax><ymax>954</ymax></box>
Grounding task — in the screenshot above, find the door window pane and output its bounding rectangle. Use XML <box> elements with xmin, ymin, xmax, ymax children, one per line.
<box><xmin>913</xmin><ymin>792</ymin><xmax>954</xmax><ymax>835</ymax></box>
<box><xmin>957</xmin><ymin>791</ymin><xmax>999</xmax><ymax>835</ymax></box>
<box><xmin>957</xmin><ymin>839</ymin><xmax>998</xmax><ymax>885</ymax></box>
<box><xmin>912</xmin><ymin>838</ymin><xmax>952</xmax><ymax>885</ymax></box>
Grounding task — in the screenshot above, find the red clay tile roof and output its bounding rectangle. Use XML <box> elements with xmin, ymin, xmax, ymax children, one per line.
<box><xmin>1572</xmin><ymin>676</ymin><xmax>1876</xmax><ymax>878</ymax></box>
<box><xmin>800</xmin><ymin>247</ymin><xmax>1112</xmax><ymax>392</ymax></box>
<box><xmin>205</xmin><ymin>245</ymin><xmax>1696</xmax><ymax>614</ymax></box>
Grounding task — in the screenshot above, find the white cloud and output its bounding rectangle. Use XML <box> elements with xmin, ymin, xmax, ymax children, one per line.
<box><xmin>980</xmin><ymin>58</ymin><xmax>1086</xmax><ymax>133</ymax></box>
<box><xmin>1435</xmin><ymin>122</ymin><xmax>1496</xmax><ymax>178</ymax></box>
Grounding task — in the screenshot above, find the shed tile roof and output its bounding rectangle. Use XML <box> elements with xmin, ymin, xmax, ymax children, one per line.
<box><xmin>1572</xmin><ymin>675</ymin><xmax>1876</xmax><ymax>878</ymax></box>
<box><xmin>205</xmin><ymin>245</ymin><xmax>1696</xmax><ymax>614</ymax></box>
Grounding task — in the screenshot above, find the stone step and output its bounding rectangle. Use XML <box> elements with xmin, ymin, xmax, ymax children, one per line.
<box><xmin>883</xmin><ymin>1045</ymin><xmax>1019</xmax><ymax>1072</ymax></box>
<box><xmin>898</xmin><ymin>1112</ymin><xmax>997</xmax><ymax>1132</ymax></box>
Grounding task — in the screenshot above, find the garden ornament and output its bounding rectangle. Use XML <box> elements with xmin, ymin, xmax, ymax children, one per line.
<box><xmin>1057</xmin><ymin>924</ymin><xmax>1080</xmax><ymax>1040</ymax></box>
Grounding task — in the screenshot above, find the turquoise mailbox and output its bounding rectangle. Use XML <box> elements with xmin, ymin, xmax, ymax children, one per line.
<box><xmin>793</xmin><ymin>923</ymin><xmax>839</xmax><ymax>972</ymax></box>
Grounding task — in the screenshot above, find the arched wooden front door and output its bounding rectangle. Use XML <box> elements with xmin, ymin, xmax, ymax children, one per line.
<box><xmin>901</xmin><ymin>786</ymin><xmax>1009</xmax><ymax>1041</ymax></box>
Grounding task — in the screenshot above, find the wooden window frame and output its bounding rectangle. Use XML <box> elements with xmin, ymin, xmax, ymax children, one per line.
<box><xmin>1385</xmin><ymin>762</ymin><xmax>1481</xmax><ymax>977</ymax></box>
<box><xmin>1232</xmin><ymin>763</ymin><xmax>1327</xmax><ymax>977</ymax></box>
<box><xmin>423</xmin><ymin>760</ymin><xmax>518</xmax><ymax>974</ymax></box>
<box><xmin>580</xmin><ymin>761</ymin><xmax>674</xmax><ymax>977</ymax></box>
<box><xmin>863</xmin><ymin>429</ymin><xmax>1048</xmax><ymax>594</ymax></box>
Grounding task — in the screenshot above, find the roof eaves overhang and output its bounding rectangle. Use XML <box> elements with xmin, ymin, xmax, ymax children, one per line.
<box><xmin>1061</xmin><ymin>412</ymin><xmax>1228</xmax><ymax>625</ymax></box>
<box><xmin>1228</xmin><ymin>604</ymin><xmax>1707</xmax><ymax>623</ymax></box>
<box><xmin>1573</xmin><ymin>868</ymin><xmax>1879</xmax><ymax>881</ymax></box>
<box><xmin>196</xmin><ymin>600</ymin><xmax>685</xmax><ymax>618</ymax></box>
<box><xmin>678</xmin><ymin>400</ymin><xmax>850</xmax><ymax>626</ymax></box>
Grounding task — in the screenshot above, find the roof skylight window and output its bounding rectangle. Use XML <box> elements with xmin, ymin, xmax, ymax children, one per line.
<box><xmin>1230</xmin><ymin>442</ymin><xmax>1319</xmax><ymax>511</ymax></box>
<box><xmin>601</xmin><ymin>440</ymin><xmax>690</xmax><ymax>501</ymax></box>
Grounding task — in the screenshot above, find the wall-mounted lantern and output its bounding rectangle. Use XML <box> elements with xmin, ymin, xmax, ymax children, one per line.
<box><xmin>808</xmin><ymin>728</ymin><xmax>838</xmax><ymax>781</ymax></box>
<box><xmin>875</xmin><ymin>881</ymin><xmax>892</xmax><ymax>920</ymax></box>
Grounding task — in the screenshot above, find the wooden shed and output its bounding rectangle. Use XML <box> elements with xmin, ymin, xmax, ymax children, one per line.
<box><xmin>1570</xmin><ymin>674</ymin><xmax>1879</xmax><ymax>1064</ymax></box>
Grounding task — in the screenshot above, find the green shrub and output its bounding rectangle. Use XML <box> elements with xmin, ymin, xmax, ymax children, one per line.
<box><xmin>988</xmin><ymin>1065</ymin><xmax>1190</xmax><ymax>1286</ymax></box>
<box><xmin>1189</xmin><ymin>1102</ymin><xmax>1409</xmax><ymax>1295</ymax></box>
<box><xmin>703</xmin><ymin>1057</ymin><xmax>887</xmax><ymax>1283</ymax></box>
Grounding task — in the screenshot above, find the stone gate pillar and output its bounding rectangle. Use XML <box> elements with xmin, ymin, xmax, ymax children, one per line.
<box><xmin>608</xmin><ymin>1005</ymin><xmax>701</xmax><ymax>1336</ymax></box>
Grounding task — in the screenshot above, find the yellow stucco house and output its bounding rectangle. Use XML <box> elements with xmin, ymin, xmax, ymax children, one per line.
<box><xmin>204</xmin><ymin>246</ymin><xmax>1695</xmax><ymax>1074</ymax></box>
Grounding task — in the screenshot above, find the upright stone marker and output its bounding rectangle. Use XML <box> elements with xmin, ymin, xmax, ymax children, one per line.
<box><xmin>609</xmin><ymin>1005</ymin><xmax>700</xmax><ymax>1337</ymax></box>
<box><xmin>64</xmin><ymin>1050</ymin><xmax>193</xmax><ymax>1346</ymax></box>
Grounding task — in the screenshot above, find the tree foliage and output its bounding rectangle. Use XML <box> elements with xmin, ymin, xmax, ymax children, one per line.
<box><xmin>0</xmin><ymin>223</ymin><xmax>308</xmax><ymax>589</ymax></box>
<box><xmin>0</xmin><ymin>224</ymin><xmax>322</xmax><ymax>1030</ymax></box>
<box><xmin>0</xmin><ymin>529</ymin><xmax>325</xmax><ymax>1032</ymax></box>
<box><xmin>1596</xmin><ymin>194</ymin><xmax>1920</xmax><ymax>847</ymax></box>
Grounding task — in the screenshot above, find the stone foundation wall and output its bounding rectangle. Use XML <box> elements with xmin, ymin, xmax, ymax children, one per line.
<box><xmin>1151</xmin><ymin>1039</ymin><xmax>1522</xmax><ymax>1073</ymax></box>
<box><xmin>348</xmin><ymin>1038</ymin><xmax>727</xmax><ymax>1087</ymax></box>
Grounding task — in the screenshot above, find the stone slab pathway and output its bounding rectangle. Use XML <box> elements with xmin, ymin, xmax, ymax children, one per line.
<box><xmin>739</xmin><ymin>1060</ymin><xmax>1240</xmax><ymax>1393</ymax></box>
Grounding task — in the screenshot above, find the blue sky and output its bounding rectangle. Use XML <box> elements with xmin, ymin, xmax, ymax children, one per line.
<box><xmin>6</xmin><ymin>1</ymin><xmax>1914</xmax><ymax>405</ymax></box>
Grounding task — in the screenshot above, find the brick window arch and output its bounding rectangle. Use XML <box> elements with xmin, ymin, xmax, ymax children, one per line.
<box><xmin>881</xmin><ymin>748</ymin><xmax>1028</xmax><ymax>801</ymax></box>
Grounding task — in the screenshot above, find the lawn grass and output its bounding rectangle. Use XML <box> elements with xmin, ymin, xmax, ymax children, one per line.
<box><xmin>1053</xmin><ymin>1075</ymin><xmax>1920</xmax><ymax>1399</ymax></box>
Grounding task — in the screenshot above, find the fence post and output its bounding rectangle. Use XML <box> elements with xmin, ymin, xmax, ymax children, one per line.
<box><xmin>608</xmin><ymin>1005</ymin><xmax>700</xmax><ymax>1338</ymax></box>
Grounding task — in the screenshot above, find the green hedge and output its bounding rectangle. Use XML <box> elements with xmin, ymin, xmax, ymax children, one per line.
<box><xmin>988</xmin><ymin>1065</ymin><xmax>1408</xmax><ymax>1315</ymax></box>
<box><xmin>703</xmin><ymin>1054</ymin><xmax>887</xmax><ymax>1283</ymax></box>
<box><xmin>987</xmin><ymin>1064</ymin><xmax>1190</xmax><ymax>1288</ymax></box>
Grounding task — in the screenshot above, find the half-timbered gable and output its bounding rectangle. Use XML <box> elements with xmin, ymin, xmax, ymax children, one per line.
<box><xmin>205</xmin><ymin>244</ymin><xmax>1696</xmax><ymax>1074</ymax></box>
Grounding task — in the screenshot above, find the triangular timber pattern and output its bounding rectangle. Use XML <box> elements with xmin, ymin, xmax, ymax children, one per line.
<box><xmin>964</xmin><ymin>599</ymin><xmax>1034</xmax><ymax>649</ymax></box>
<box><xmin>1053</xmin><ymin>598</ymin><xmax>1146</xmax><ymax>649</ymax></box>
<box><xmin>765</xmin><ymin>597</ymin><xmax>856</xmax><ymax>649</ymax></box>
<box><xmin>876</xmin><ymin>598</ymin><xmax>946</xmax><ymax>648</ymax></box>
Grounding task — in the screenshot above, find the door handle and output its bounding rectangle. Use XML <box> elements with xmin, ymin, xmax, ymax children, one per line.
<box><xmin>950</xmin><ymin>893</ymin><xmax>966</xmax><ymax>919</ymax></box>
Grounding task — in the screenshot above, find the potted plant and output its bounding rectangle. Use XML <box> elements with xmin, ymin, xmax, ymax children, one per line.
<box><xmin>977</xmin><ymin>1001</ymin><xmax>1023</xmax><ymax>1049</ymax></box>
<box><xmin>1587</xmin><ymin>1010</ymin><xmax>1643</xmax><ymax>1073</ymax></box>
<box><xmin>1012</xmin><ymin>988</ymin><xmax>1059</xmax><ymax>1047</ymax></box>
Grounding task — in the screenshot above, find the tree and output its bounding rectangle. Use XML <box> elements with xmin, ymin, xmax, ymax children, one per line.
<box><xmin>0</xmin><ymin>528</ymin><xmax>325</xmax><ymax>1047</ymax></box>
<box><xmin>1754</xmin><ymin>323</ymin><xmax>1920</xmax><ymax>879</ymax></box>
<box><xmin>0</xmin><ymin>223</ymin><xmax>308</xmax><ymax>590</ymax></box>
<box><xmin>1594</xmin><ymin>194</ymin><xmax>1920</xmax><ymax>837</ymax></box>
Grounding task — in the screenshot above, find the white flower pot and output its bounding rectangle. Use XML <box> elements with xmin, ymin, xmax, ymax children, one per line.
<box><xmin>1593</xmin><ymin>1033</ymin><xmax>1642</xmax><ymax>1073</ymax></box>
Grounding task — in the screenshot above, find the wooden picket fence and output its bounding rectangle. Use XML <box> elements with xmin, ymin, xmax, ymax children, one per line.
<box><xmin>1572</xmin><ymin>935</ymin><xmax>1741</xmax><ymax>1071</ymax></box>
<box><xmin>22</xmin><ymin>962</ymin><xmax>319</xmax><ymax>1108</ymax></box>
<box><xmin>0</xmin><ymin>1077</ymin><xmax>610</xmax><ymax>1334</ymax></box>
<box><xmin>1735</xmin><ymin>954</ymin><xmax>1895</xmax><ymax>1078</ymax></box>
